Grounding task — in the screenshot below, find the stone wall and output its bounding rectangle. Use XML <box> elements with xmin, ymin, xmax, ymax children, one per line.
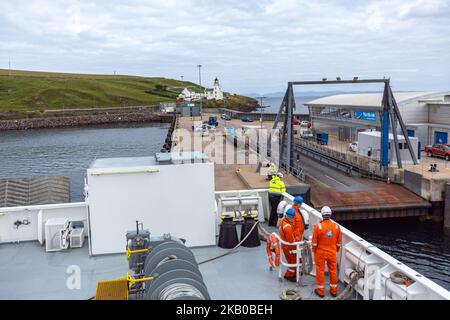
<box><xmin>0</xmin><ymin>112</ymin><xmax>172</xmax><ymax>131</ymax></box>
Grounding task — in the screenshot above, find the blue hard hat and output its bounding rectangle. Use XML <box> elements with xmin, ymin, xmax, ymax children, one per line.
<box><xmin>294</xmin><ymin>196</ymin><xmax>304</xmax><ymax>204</ymax></box>
<box><xmin>286</xmin><ymin>208</ymin><xmax>296</xmax><ymax>217</ymax></box>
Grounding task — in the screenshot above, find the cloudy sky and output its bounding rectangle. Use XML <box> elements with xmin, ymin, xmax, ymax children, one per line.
<box><xmin>1</xmin><ymin>0</ymin><xmax>449</xmax><ymax>94</ymax></box>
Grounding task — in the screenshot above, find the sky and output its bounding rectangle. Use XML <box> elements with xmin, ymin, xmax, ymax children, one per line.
<box><xmin>1</xmin><ymin>0</ymin><xmax>450</xmax><ymax>94</ymax></box>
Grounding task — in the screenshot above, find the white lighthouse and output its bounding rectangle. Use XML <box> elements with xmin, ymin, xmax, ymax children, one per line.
<box><xmin>205</xmin><ymin>77</ymin><xmax>224</xmax><ymax>100</ymax></box>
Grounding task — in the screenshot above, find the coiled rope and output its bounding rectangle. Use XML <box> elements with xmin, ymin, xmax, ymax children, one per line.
<box><xmin>280</xmin><ymin>288</ymin><xmax>303</xmax><ymax>300</ymax></box>
<box><xmin>158</xmin><ymin>283</ymin><xmax>205</xmax><ymax>300</ymax></box>
<box><xmin>384</xmin><ymin>271</ymin><xmax>411</xmax><ymax>300</ymax></box>
<box><xmin>330</xmin><ymin>270</ymin><xmax>363</xmax><ymax>300</ymax></box>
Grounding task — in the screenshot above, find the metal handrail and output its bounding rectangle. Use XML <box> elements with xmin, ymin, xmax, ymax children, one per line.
<box><xmin>270</xmin><ymin>232</ymin><xmax>312</xmax><ymax>284</ymax></box>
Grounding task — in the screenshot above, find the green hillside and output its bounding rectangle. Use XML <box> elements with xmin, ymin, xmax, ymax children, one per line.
<box><xmin>0</xmin><ymin>69</ymin><xmax>256</xmax><ymax>117</ymax></box>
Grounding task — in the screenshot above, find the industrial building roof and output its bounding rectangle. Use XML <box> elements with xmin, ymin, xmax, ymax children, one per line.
<box><xmin>305</xmin><ymin>92</ymin><xmax>436</xmax><ymax>109</ymax></box>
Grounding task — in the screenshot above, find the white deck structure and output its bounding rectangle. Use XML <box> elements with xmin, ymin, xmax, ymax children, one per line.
<box><xmin>0</xmin><ymin>153</ymin><xmax>449</xmax><ymax>300</ymax></box>
<box><xmin>1</xmin><ymin>190</ymin><xmax>449</xmax><ymax>299</ymax></box>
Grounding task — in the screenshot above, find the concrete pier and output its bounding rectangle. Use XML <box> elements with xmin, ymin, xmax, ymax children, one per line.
<box><xmin>171</xmin><ymin>113</ymin><xmax>307</xmax><ymax>192</ymax></box>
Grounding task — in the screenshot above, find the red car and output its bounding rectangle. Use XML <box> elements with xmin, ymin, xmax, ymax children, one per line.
<box><xmin>425</xmin><ymin>144</ymin><xmax>450</xmax><ymax>161</ymax></box>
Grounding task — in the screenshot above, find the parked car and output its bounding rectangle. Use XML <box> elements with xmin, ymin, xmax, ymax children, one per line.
<box><xmin>208</xmin><ymin>116</ymin><xmax>219</xmax><ymax>127</ymax></box>
<box><xmin>425</xmin><ymin>144</ymin><xmax>450</xmax><ymax>161</ymax></box>
<box><xmin>293</xmin><ymin>119</ymin><xmax>301</xmax><ymax>125</ymax></box>
<box><xmin>241</xmin><ymin>117</ymin><xmax>253</xmax><ymax>122</ymax></box>
<box><xmin>300</xmin><ymin>121</ymin><xmax>310</xmax><ymax>127</ymax></box>
<box><xmin>299</xmin><ymin>128</ymin><xmax>313</xmax><ymax>139</ymax></box>
<box><xmin>340</xmin><ymin>111</ymin><xmax>351</xmax><ymax>119</ymax></box>
<box><xmin>348</xmin><ymin>141</ymin><xmax>358</xmax><ymax>152</ymax></box>
<box><xmin>221</xmin><ymin>113</ymin><xmax>232</xmax><ymax>120</ymax></box>
<box><xmin>194</xmin><ymin>124</ymin><xmax>215</xmax><ymax>132</ymax></box>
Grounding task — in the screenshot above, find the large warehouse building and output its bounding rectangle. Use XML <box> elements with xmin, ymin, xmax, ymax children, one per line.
<box><xmin>305</xmin><ymin>91</ymin><xmax>450</xmax><ymax>148</ymax></box>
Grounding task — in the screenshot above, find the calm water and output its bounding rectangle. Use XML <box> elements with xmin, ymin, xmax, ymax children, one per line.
<box><xmin>253</xmin><ymin>96</ymin><xmax>322</xmax><ymax>114</ymax></box>
<box><xmin>342</xmin><ymin>218</ymin><xmax>450</xmax><ymax>290</ymax></box>
<box><xmin>0</xmin><ymin>123</ymin><xmax>169</xmax><ymax>201</ymax></box>
<box><xmin>1</xmin><ymin>123</ymin><xmax>449</xmax><ymax>291</ymax></box>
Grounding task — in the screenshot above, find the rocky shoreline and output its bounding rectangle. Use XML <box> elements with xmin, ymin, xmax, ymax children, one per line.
<box><xmin>0</xmin><ymin>112</ymin><xmax>173</xmax><ymax>131</ymax></box>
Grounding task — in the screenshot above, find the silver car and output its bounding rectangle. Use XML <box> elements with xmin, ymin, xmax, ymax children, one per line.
<box><xmin>348</xmin><ymin>141</ymin><xmax>358</xmax><ymax>152</ymax></box>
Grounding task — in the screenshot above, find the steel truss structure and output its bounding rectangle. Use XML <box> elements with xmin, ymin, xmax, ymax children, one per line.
<box><xmin>270</xmin><ymin>78</ymin><xmax>418</xmax><ymax>175</ymax></box>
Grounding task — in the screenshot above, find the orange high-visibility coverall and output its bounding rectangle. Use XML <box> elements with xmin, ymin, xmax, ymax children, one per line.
<box><xmin>279</xmin><ymin>217</ymin><xmax>301</xmax><ymax>278</ymax></box>
<box><xmin>292</xmin><ymin>206</ymin><xmax>306</xmax><ymax>241</ymax></box>
<box><xmin>312</xmin><ymin>220</ymin><xmax>342</xmax><ymax>296</ymax></box>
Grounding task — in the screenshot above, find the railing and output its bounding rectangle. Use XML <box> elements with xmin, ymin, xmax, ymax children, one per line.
<box><xmin>270</xmin><ymin>232</ymin><xmax>312</xmax><ymax>285</ymax></box>
<box><xmin>0</xmin><ymin>202</ymin><xmax>87</xmax><ymax>244</ymax></box>
<box><xmin>223</xmin><ymin>127</ymin><xmax>306</xmax><ymax>182</ymax></box>
<box><xmin>215</xmin><ymin>188</ymin><xmax>450</xmax><ymax>299</ymax></box>
<box><xmin>1</xmin><ymin>189</ymin><xmax>449</xmax><ymax>299</ymax></box>
<box><xmin>281</xmin><ymin>192</ymin><xmax>450</xmax><ymax>300</ymax></box>
<box><xmin>294</xmin><ymin>138</ymin><xmax>387</xmax><ymax>180</ymax></box>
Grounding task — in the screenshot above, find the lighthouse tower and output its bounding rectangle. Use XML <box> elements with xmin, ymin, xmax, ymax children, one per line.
<box><xmin>205</xmin><ymin>77</ymin><xmax>224</xmax><ymax>100</ymax></box>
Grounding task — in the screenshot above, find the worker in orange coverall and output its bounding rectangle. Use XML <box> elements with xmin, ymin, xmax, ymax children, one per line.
<box><xmin>279</xmin><ymin>208</ymin><xmax>301</xmax><ymax>282</ymax></box>
<box><xmin>291</xmin><ymin>196</ymin><xmax>309</xmax><ymax>240</ymax></box>
<box><xmin>312</xmin><ymin>206</ymin><xmax>342</xmax><ymax>298</ymax></box>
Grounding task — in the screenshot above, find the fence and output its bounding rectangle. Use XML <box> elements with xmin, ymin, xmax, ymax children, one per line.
<box><xmin>294</xmin><ymin>137</ymin><xmax>387</xmax><ymax>179</ymax></box>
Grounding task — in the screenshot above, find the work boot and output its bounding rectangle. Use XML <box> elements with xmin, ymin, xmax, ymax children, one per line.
<box><xmin>331</xmin><ymin>292</ymin><xmax>337</xmax><ymax>298</ymax></box>
<box><xmin>284</xmin><ymin>275</ymin><xmax>296</xmax><ymax>283</ymax></box>
<box><xmin>314</xmin><ymin>289</ymin><xmax>325</xmax><ymax>298</ymax></box>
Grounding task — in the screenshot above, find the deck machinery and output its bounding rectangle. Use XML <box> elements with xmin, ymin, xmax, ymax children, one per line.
<box><xmin>94</xmin><ymin>222</ymin><xmax>210</xmax><ymax>300</ymax></box>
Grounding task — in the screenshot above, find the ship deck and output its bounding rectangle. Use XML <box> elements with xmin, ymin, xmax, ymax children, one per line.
<box><xmin>0</xmin><ymin>224</ymin><xmax>347</xmax><ymax>300</ymax></box>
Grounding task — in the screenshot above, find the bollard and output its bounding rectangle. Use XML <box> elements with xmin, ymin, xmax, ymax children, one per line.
<box><xmin>218</xmin><ymin>217</ymin><xmax>239</xmax><ymax>249</ymax></box>
<box><xmin>240</xmin><ymin>216</ymin><xmax>261</xmax><ymax>247</ymax></box>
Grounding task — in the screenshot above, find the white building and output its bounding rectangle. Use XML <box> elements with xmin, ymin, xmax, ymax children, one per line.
<box><xmin>357</xmin><ymin>131</ymin><xmax>420</xmax><ymax>166</ymax></box>
<box><xmin>305</xmin><ymin>91</ymin><xmax>450</xmax><ymax>147</ymax></box>
<box><xmin>178</xmin><ymin>78</ymin><xmax>224</xmax><ymax>102</ymax></box>
<box><xmin>178</xmin><ymin>87</ymin><xmax>204</xmax><ymax>102</ymax></box>
<box><xmin>205</xmin><ymin>77</ymin><xmax>224</xmax><ymax>100</ymax></box>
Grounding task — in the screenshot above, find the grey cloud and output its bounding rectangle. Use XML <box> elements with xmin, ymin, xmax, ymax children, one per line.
<box><xmin>0</xmin><ymin>0</ymin><xmax>449</xmax><ymax>93</ymax></box>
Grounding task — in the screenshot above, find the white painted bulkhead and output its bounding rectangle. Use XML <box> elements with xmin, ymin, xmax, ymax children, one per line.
<box><xmin>86</xmin><ymin>154</ymin><xmax>216</xmax><ymax>255</ymax></box>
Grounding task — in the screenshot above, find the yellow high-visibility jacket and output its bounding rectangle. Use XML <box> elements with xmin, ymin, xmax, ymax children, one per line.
<box><xmin>269</xmin><ymin>176</ymin><xmax>286</xmax><ymax>194</ymax></box>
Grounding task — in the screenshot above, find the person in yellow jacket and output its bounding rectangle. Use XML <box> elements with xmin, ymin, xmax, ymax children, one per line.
<box><xmin>268</xmin><ymin>173</ymin><xmax>286</xmax><ymax>226</ymax></box>
<box><xmin>266</xmin><ymin>162</ymin><xmax>278</xmax><ymax>180</ymax></box>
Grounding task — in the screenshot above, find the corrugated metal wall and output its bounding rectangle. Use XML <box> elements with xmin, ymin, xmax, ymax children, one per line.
<box><xmin>429</xmin><ymin>103</ymin><xmax>450</xmax><ymax>124</ymax></box>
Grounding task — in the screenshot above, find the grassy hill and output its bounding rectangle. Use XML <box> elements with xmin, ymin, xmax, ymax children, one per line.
<box><xmin>0</xmin><ymin>69</ymin><xmax>256</xmax><ymax>118</ymax></box>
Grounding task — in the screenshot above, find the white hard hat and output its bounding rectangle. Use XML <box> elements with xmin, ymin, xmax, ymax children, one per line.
<box><xmin>277</xmin><ymin>172</ymin><xmax>284</xmax><ymax>178</ymax></box>
<box><xmin>321</xmin><ymin>206</ymin><xmax>332</xmax><ymax>217</ymax></box>
<box><xmin>276</xmin><ymin>201</ymin><xmax>288</xmax><ymax>215</ymax></box>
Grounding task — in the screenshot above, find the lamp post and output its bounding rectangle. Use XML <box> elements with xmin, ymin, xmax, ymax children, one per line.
<box><xmin>197</xmin><ymin>64</ymin><xmax>202</xmax><ymax>120</ymax></box>
<box><xmin>257</xmin><ymin>96</ymin><xmax>266</xmax><ymax>130</ymax></box>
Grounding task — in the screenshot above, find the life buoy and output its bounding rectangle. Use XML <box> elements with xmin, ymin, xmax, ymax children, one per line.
<box><xmin>266</xmin><ymin>234</ymin><xmax>281</xmax><ymax>268</ymax></box>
